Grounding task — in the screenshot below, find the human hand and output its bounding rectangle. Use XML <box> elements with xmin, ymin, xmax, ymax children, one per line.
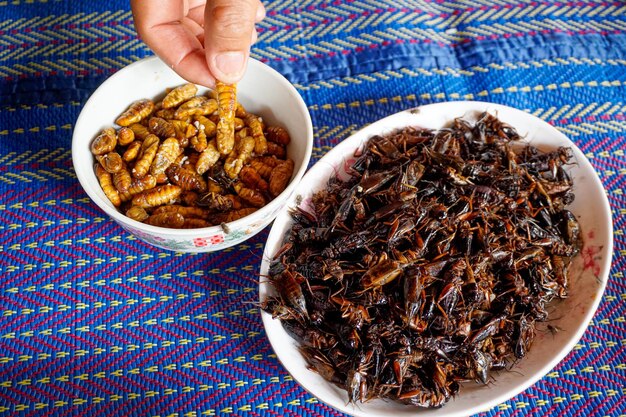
<box><xmin>131</xmin><ymin>0</ymin><xmax>266</xmax><ymax>87</ymax></box>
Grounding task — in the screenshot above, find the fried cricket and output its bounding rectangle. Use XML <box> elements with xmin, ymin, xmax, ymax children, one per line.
<box><xmin>262</xmin><ymin>113</ymin><xmax>582</xmax><ymax>408</ymax></box>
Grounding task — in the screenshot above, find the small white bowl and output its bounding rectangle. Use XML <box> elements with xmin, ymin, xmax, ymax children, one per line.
<box><xmin>260</xmin><ymin>101</ymin><xmax>613</xmax><ymax>417</ymax></box>
<box><xmin>72</xmin><ymin>56</ymin><xmax>313</xmax><ymax>252</ymax></box>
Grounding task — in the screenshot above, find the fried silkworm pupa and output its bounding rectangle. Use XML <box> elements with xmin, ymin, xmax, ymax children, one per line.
<box><xmin>148</xmin><ymin>117</ymin><xmax>177</xmax><ymax>139</ymax></box>
<box><xmin>196</xmin><ymin>140</ymin><xmax>221</xmax><ymax>175</ymax></box>
<box><xmin>213</xmin><ymin>207</ymin><xmax>258</xmax><ymax>223</ymax></box>
<box><xmin>174</xmin><ymin>96</ymin><xmax>217</xmax><ymax>120</ymax></box>
<box><xmin>239</xmin><ymin>165</ymin><xmax>269</xmax><ymax>192</ymax></box>
<box><xmin>234</xmin><ymin>181</ymin><xmax>266</xmax><ymax>208</ymax></box>
<box><xmin>117</xmin><ymin>127</ymin><xmax>135</xmax><ymax>146</ymax></box>
<box><xmin>127</xmin><ymin>174</ymin><xmax>157</xmax><ymax>196</ymax></box>
<box><xmin>126</xmin><ymin>206</ymin><xmax>149</xmax><ymax>222</ymax></box>
<box><xmin>266</xmin><ymin>142</ymin><xmax>287</xmax><ymax>159</ymax></box>
<box><xmin>215</xmin><ymin>81</ymin><xmax>237</xmax><ymax>155</ymax></box>
<box><xmin>153</xmin><ymin>204</ymin><xmax>210</xmax><ymax>220</ymax></box>
<box><xmin>115</xmin><ymin>99</ymin><xmax>154</xmax><ymax>126</ymax></box>
<box><xmin>95</xmin><ymin>164</ymin><xmax>121</xmax><ymax>207</ymax></box>
<box><xmin>113</xmin><ymin>165</ymin><xmax>132</xmax><ymax>194</ymax></box>
<box><xmin>266</xmin><ymin>126</ymin><xmax>291</xmax><ymax>145</ymax></box>
<box><xmin>224</xmin><ymin>136</ymin><xmax>255</xmax><ymax>179</ymax></box>
<box><xmin>151</xmin><ymin>137</ymin><xmax>181</xmax><ymax>176</ymax></box>
<box><xmin>182</xmin><ymin>218</ymin><xmax>212</xmax><ymax>228</ymax></box>
<box><xmin>132</xmin><ymin>134</ymin><xmax>160</xmax><ymax>179</ymax></box>
<box><xmin>162</xmin><ymin>83</ymin><xmax>198</xmax><ymax>109</ymax></box>
<box><xmin>165</xmin><ymin>164</ymin><xmax>207</xmax><ymax>192</ymax></box>
<box><xmin>145</xmin><ymin>212</ymin><xmax>185</xmax><ymax>228</ymax></box>
<box><xmin>194</xmin><ymin>115</ymin><xmax>217</xmax><ymax>137</ymax></box>
<box><xmin>244</xmin><ymin>113</ymin><xmax>268</xmax><ymax>155</ymax></box>
<box><xmin>269</xmin><ymin>159</ymin><xmax>294</xmax><ymax>197</ymax></box>
<box><xmin>96</xmin><ymin>152</ymin><xmax>123</xmax><ymax>174</ymax></box>
<box><xmin>129</xmin><ymin>123</ymin><xmax>150</xmax><ymax>140</ymax></box>
<box><xmin>92</xmin><ymin>82</ymin><xmax>293</xmax><ymax>229</ymax></box>
<box><xmin>122</xmin><ymin>140</ymin><xmax>142</xmax><ymax>162</ymax></box>
<box><xmin>131</xmin><ymin>184</ymin><xmax>182</xmax><ymax>208</ymax></box>
<box><xmin>91</xmin><ymin>128</ymin><xmax>117</xmax><ymax>155</ymax></box>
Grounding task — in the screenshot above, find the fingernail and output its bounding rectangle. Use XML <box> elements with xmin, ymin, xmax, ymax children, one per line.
<box><xmin>215</xmin><ymin>52</ymin><xmax>245</xmax><ymax>80</ymax></box>
<box><xmin>256</xmin><ymin>5</ymin><xmax>266</xmax><ymax>21</ymax></box>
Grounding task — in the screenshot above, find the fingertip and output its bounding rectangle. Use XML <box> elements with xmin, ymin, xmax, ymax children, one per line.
<box><xmin>255</xmin><ymin>2</ymin><xmax>266</xmax><ymax>22</ymax></box>
<box><xmin>171</xmin><ymin>49</ymin><xmax>216</xmax><ymax>88</ymax></box>
<box><xmin>209</xmin><ymin>52</ymin><xmax>248</xmax><ymax>84</ymax></box>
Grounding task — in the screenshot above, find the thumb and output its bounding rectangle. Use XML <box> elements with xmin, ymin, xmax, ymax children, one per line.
<box><xmin>205</xmin><ymin>0</ymin><xmax>260</xmax><ymax>84</ymax></box>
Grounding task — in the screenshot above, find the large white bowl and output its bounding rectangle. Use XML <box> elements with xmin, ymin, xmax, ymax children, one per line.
<box><xmin>73</xmin><ymin>56</ymin><xmax>313</xmax><ymax>252</ymax></box>
<box><xmin>260</xmin><ymin>101</ymin><xmax>613</xmax><ymax>417</ymax></box>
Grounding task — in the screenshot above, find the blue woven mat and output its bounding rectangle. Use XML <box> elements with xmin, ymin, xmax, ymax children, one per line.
<box><xmin>1</xmin><ymin>1</ymin><xmax>625</xmax><ymax>416</ymax></box>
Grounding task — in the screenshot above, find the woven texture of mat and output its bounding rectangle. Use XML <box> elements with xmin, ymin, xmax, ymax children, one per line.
<box><xmin>1</xmin><ymin>0</ymin><xmax>625</xmax><ymax>416</ymax></box>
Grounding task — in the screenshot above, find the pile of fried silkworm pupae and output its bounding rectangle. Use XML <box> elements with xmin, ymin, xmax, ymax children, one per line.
<box><xmin>91</xmin><ymin>82</ymin><xmax>294</xmax><ymax>228</ymax></box>
<box><xmin>262</xmin><ymin>113</ymin><xmax>582</xmax><ymax>408</ymax></box>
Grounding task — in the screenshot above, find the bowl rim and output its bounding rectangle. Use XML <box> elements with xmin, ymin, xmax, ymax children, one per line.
<box><xmin>72</xmin><ymin>55</ymin><xmax>314</xmax><ymax>237</ymax></box>
<box><xmin>259</xmin><ymin>100</ymin><xmax>614</xmax><ymax>417</ymax></box>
